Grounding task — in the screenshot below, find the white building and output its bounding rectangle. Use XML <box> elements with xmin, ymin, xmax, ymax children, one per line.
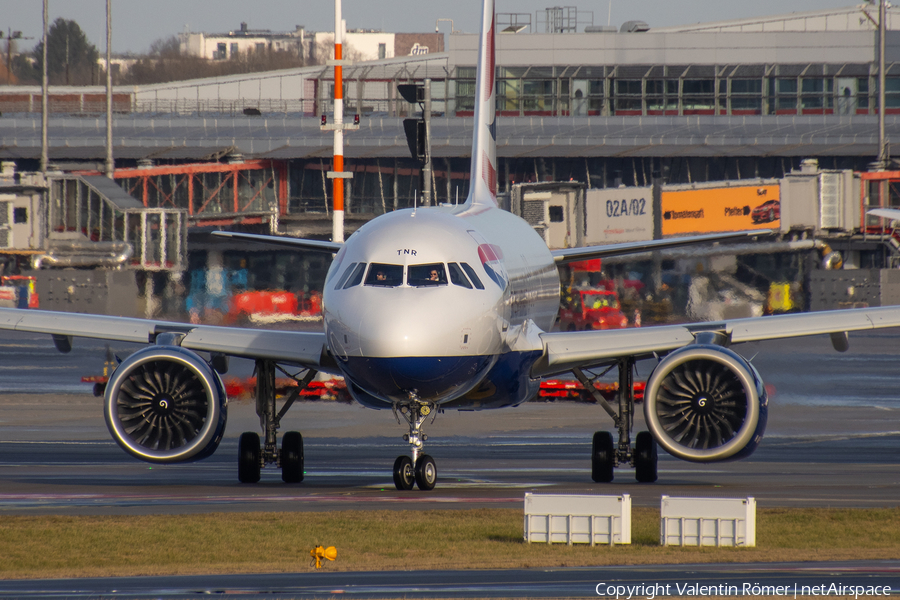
<box><xmin>179</xmin><ymin>23</ymin><xmax>443</xmax><ymax>64</ymax></box>
<box><xmin>180</xmin><ymin>23</ymin><xmax>306</xmax><ymax>61</ymax></box>
<box><xmin>308</xmin><ymin>30</ymin><xmax>395</xmax><ymax>62</ymax></box>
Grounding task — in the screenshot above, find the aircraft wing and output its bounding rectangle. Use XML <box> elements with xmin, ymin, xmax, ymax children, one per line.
<box><xmin>212</xmin><ymin>231</ymin><xmax>342</xmax><ymax>253</ymax></box>
<box><xmin>532</xmin><ymin>304</ymin><xmax>900</xmax><ymax>376</ymax></box>
<box><xmin>0</xmin><ymin>308</ymin><xmax>335</xmax><ymax>371</ymax></box>
<box><xmin>551</xmin><ymin>230</ymin><xmax>772</xmax><ymax>264</ymax></box>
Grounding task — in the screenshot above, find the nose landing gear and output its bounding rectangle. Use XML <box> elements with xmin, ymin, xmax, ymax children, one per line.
<box><xmin>392</xmin><ymin>398</ymin><xmax>438</xmax><ymax>490</ymax></box>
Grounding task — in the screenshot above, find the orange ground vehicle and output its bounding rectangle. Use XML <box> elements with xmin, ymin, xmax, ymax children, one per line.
<box><xmin>558</xmin><ymin>288</ymin><xmax>629</xmax><ymax>331</ymax></box>
<box><xmin>225</xmin><ymin>290</ymin><xmax>322</xmax><ymax>324</ymax></box>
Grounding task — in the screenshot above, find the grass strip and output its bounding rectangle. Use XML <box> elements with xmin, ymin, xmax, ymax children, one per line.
<box><xmin>1</xmin><ymin>507</ymin><xmax>899</xmax><ymax>579</ymax></box>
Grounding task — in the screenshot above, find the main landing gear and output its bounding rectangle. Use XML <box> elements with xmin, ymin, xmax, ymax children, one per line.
<box><xmin>237</xmin><ymin>359</ymin><xmax>316</xmax><ymax>484</ymax></box>
<box><xmin>391</xmin><ymin>397</ymin><xmax>438</xmax><ymax>491</ymax></box>
<box><xmin>574</xmin><ymin>356</ymin><xmax>658</xmax><ymax>484</ymax></box>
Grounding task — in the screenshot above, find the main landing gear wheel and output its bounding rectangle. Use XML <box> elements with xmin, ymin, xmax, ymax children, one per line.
<box><xmin>238</xmin><ymin>432</ymin><xmax>261</xmax><ymax>484</ymax></box>
<box><xmin>281</xmin><ymin>431</ymin><xmax>304</xmax><ymax>483</ymax></box>
<box><xmin>238</xmin><ymin>359</ymin><xmax>319</xmax><ymax>484</ymax></box>
<box><xmin>393</xmin><ymin>456</ymin><xmax>415</xmax><ymax>490</ymax></box>
<box><xmin>634</xmin><ymin>431</ymin><xmax>658</xmax><ymax>483</ymax></box>
<box><xmin>591</xmin><ymin>431</ymin><xmax>615</xmax><ymax>483</ymax></box>
<box><xmin>414</xmin><ymin>454</ymin><xmax>437</xmax><ymax>491</ymax></box>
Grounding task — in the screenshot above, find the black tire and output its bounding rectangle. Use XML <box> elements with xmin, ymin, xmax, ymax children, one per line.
<box><xmin>414</xmin><ymin>454</ymin><xmax>437</xmax><ymax>491</ymax></box>
<box><xmin>591</xmin><ymin>431</ymin><xmax>615</xmax><ymax>483</ymax></box>
<box><xmin>281</xmin><ymin>431</ymin><xmax>304</xmax><ymax>483</ymax></box>
<box><xmin>238</xmin><ymin>431</ymin><xmax>261</xmax><ymax>484</ymax></box>
<box><xmin>634</xmin><ymin>431</ymin><xmax>658</xmax><ymax>483</ymax></box>
<box><xmin>392</xmin><ymin>456</ymin><xmax>415</xmax><ymax>490</ymax></box>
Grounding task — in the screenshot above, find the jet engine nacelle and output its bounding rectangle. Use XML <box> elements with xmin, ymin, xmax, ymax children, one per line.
<box><xmin>643</xmin><ymin>344</ymin><xmax>767</xmax><ymax>462</ymax></box>
<box><xmin>104</xmin><ymin>345</ymin><xmax>228</xmax><ymax>463</ymax></box>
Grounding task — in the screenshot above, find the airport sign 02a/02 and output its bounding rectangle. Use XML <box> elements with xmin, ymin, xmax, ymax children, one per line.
<box><xmin>585</xmin><ymin>186</ymin><xmax>654</xmax><ymax>244</ymax></box>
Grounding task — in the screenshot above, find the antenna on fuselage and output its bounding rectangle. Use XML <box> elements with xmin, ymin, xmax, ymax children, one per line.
<box><xmin>413</xmin><ymin>190</ymin><xmax>418</xmax><ymax>216</ymax></box>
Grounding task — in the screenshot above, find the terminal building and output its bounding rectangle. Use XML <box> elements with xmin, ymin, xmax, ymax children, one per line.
<box><xmin>2</xmin><ymin>5</ymin><xmax>900</xmax><ymax>320</ymax></box>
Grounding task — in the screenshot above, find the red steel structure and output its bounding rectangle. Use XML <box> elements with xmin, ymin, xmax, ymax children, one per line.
<box><xmin>860</xmin><ymin>169</ymin><xmax>900</xmax><ymax>234</ymax></box>
<box><xmin>114</xmin><ymin>160</ymin><xmax>289</xmax><ymax>226</ymax></box>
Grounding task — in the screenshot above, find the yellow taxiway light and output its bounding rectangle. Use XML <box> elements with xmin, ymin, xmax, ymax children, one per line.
<box><xmin>310</xmin><ymin>545</ymin><xmax>337</xmax><ymax>569</ymax></box>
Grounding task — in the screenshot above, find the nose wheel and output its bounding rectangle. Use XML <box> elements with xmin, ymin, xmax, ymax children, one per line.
<box><xmin>392</xmin><ymin>400</ymin><xmax>438</xmax><ymax>490</ymax></box>
<box><xmin>414</xmin><ymin>454</ymin><xmax>437</xmax><ymax>490</ymax></box>
<box><xmin>393</xmin><ymin>456</ymin><xmax>415</xmax><ymax>490</ymax></box>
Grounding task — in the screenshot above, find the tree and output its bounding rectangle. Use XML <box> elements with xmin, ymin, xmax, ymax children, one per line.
<box><xmin>31</xmin><ymin>18</ymin><xmax>100</xmax><ymax>85</ymax></box>
<box><xmin>3</xmin><ymin>38</ymin><xmax>20</xmax><ymax>84</ymax></box>
<box><xmin>148</xmin><ymin>35</ymin><xmax>181</xmax><ymax>59</ymax></box>
<box><xmin>10</xmin><ymin>53</ymin><xmax>37</xmax><ymax>85</ymax></box>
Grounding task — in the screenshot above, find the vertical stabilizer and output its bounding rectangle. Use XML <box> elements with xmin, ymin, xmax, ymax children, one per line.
<box><xmin>465</xmin><ymin>0</ymin><xmax>497</xmax><ymax>207</ymax></box>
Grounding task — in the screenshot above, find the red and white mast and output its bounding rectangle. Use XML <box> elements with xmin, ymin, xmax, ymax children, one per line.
<box><xmin>332</xmin><ymin>0</ymin><xmax>345</xmax><ymax>243</ymax></box>
<box><xmin>323</xmin><ymin>0</ymin><xmax>356</xmax><ymax>242</ymax></box>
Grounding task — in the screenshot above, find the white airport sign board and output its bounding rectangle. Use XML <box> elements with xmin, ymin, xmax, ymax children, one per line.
<box><xmin>585</xmin><ymin>187</ymin><xmax>653</xmax><ymax>245</ymax></box>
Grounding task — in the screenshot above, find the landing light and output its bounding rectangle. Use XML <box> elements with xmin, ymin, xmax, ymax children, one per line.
<box><xmin>310</xmin><ymin>545</ymin><xmax>337</xmax><ymax>569</ymax></box>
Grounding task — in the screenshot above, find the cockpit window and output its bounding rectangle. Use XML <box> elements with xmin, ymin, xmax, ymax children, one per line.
<box><xmin>448</xmin><ymin>263</ymin><xmax>473</xmax><ymax>289</ymax></box>
<box><xmin>325</xmin><ymin>246</ymin><xmax>347</xmax><ymax>285</ymax></box>
<box><xmin>365</xmin><ymin>263</ymin><xmax>403</xmax><ymax>287</ymax></box>
<box><xmin>408</xmin><ymin>263</ymin><xmax>447</xmax><ymax>287</ymax></box>
<box><xmin>342</xmin><ymin>262</ymin><xmax>367</xmax><ymax>289</ymax></box>
<box><xmin>334</xmin><ymin>262</ymin><xmax>358</xmax><ymax>290</ymax></box>
<box><xmin>460</xmin><ymin>262</ymin><xmax>485</xmax><ymax>290</ymax></box>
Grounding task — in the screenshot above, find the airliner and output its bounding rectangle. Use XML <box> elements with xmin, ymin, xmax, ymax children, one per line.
<box><xmin>3</xmin><ymin>0</ymin><xmax>900</xmax><ymax>491</ymax></box>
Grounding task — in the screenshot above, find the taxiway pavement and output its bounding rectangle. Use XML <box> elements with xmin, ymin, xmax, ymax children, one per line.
<box><xmin>0</xmin><ymin>561</ymin><xmax>898</xmax><ymax>599</ymax></box>
<box><xmin>1</xmin><ymin>330</ymin><xmax>899</xmax><ymax>514</ymax></box>
<box><xmin>2</xmin><ymin>329</ymin><xmax>900</xmax><ymax>598</ymax></box>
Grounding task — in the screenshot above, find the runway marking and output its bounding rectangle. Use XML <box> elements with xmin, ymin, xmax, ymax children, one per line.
<box><xmin>363</xmin><ymin>481</ymin><xmax>556</xmax><ymax>489</ymax></box>
<box><xmin>0</xmin><ymin>492</ymin><xmax>524</xmax><ymax>508</ymax></box>
<box><xmin>764</xmin><ymin>431</ymin><xmax>900</xmax><ymax>444</ymax></box>
<box><xmin>0</xmin><ymin>365</ymin><xmax>82</xmax><ymax>370</ymax></box>
<box><xmin>6</xmin><ymin>483</ymin><xmax>890</xmax><ymax>506</ymax></box>
<box><xmin>0</xmin><ymin>441</ymin><xmax>109</xmax><ymax>445</ymax></box>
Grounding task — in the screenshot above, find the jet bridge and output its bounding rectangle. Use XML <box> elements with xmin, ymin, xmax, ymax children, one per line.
<box><xmin>46</xmin><ymin>175</ymin><xmax>186</xmax><ymax>271</ymax></box>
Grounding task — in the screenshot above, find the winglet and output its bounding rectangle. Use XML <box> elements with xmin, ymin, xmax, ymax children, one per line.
<box><xmin>465</xmin><ymin>0</ymin><xmax>497</xmax><ymax>207</ymax></box>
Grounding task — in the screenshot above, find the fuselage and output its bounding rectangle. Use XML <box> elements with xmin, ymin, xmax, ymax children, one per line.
<box><xmin>322</xmin><ymin>203</ymin><xmax>559</xmax><ymax>410</ymax></box>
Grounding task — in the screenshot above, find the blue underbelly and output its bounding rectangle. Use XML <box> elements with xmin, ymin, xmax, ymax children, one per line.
<box><xmin>341</xmin><ymin>350</ymin><xmax>543</xmax><ymax>410</ymax></box>
<box><xmin>340</xmin><ymin>354</ymin><xmax>496</xmax><ymax>405</ymax></box>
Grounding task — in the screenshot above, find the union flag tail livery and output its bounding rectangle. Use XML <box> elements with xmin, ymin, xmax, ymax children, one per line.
<box><xmin>466</xmin><ymin>0</ymin><xmax>497</xmax><ymax>207</ymax></box>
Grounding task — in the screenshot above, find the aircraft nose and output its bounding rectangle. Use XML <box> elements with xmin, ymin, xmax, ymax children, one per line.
<box><xmin>357</xmin><ymin>294</ymin><xmax>457</xmax><ymax>356</ymax></box>
<box><xmin>334</xmin><ymin>293</ymin><xmax>497</xmax><ymax>403</ymax></box>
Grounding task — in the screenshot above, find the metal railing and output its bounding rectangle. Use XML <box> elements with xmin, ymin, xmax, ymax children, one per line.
<box><xmin>48</xmin><ymin>176</ymin><xmax>187</xmax><ymax>271</ymax></box>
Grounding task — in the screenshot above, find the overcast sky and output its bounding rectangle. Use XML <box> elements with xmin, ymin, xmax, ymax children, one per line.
<box><xmin>0</xmin><ymin>0</ymin><xmax>874</xmax><ymax>55</ymax></box>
